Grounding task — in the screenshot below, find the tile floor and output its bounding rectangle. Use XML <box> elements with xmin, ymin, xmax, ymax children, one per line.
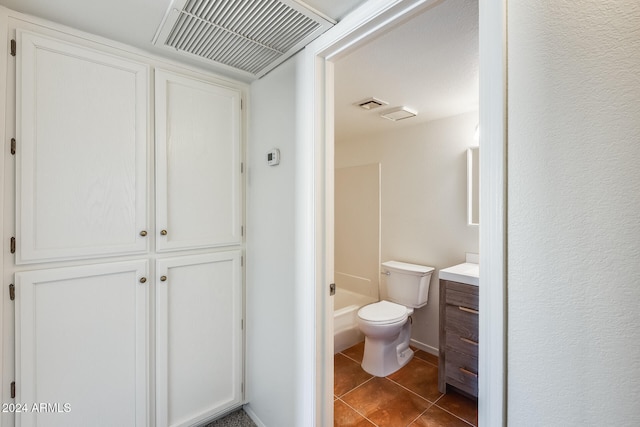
<box><xmin>334</xmin><ymin>342</ymin><xmax>477</xmax><ymax>427</ymax></box>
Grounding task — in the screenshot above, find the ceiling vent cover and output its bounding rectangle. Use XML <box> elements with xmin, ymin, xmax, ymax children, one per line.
<box><xmin>154</xmin><ymin>0</ymin><xmax>335</xmax><ymax>78</ymax></box>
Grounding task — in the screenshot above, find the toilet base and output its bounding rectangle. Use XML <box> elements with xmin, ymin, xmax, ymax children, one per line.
<box><xmin>360</xmin><ymin>321</ymin><xmax>414</xmax><ymax>377</ymax></box>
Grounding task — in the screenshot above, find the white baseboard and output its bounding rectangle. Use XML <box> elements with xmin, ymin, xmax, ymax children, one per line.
<box><xmin>410</xmin><ymin>339</ymin><xmax>439</xmax><ymax>357</ymax></box>
<box><xmin>243</xmin><ymin>404</ymin><xmax>267</xmax><ymax>427</ymax></box>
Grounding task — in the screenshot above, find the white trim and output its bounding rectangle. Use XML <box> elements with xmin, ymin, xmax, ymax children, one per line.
<box><xmin>295</xmin><ymin>46</ymin><xmax>320</xmax><ymax>427</ymax></box>
<box><xmin>303</xmin><ymin>0</ymin><xmax>508</xmax><ymax>425</ymax></box>
<box><xmin>478</xmin><ymin>0</ymin><xmax>507</xmax><ymax>425</ymax></box>
<box><xmin>409</xmin><ymin>339</ymin><xmax>439</xmax><ymax>357</ymax></box>
<box><xmin>243</xmin><ymin>405</ymin><xmax>267</xmax><ymax>427</ymax></box>
<box><xmin>0</xmin><ymin>10</ymin><xmax>8</xmax><ymax>427</ymax></box>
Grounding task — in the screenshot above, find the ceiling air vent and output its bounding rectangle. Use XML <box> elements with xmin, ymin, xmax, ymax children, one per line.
<box><xmin>153</xmin><ymin>0</ymin><xmax>335</xmax><ymax>79</ymax></box>
<box><xmin>355</xmin><ymin>97</ymin><xmax>388</xmax><ymax>110</ymax></box>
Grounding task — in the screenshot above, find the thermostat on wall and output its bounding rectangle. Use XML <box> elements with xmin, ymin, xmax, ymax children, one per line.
<box><xmin>267</xmin><ymin>148</ymin><xmax>280</xmax><ymax>166</ymax></box>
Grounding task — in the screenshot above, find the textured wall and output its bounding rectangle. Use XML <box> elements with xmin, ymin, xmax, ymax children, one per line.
<box><xmin>245</xmin><ymin>57</ymin><xmax>298</xmax><ymax>427</ymax></box>
<box><xmin>335</xmin><ymin>112</ymin><xmax>479</xmax><ymax>352</ymax></box>
<box><xmin>508</xmin><ymin>1</ymin><xmax>640</xmax><ymax>425</ymax></box>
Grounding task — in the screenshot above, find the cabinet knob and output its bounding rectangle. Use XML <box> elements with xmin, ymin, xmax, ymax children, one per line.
<box><xmin>139</xmin><ymin>277</ymin><xmax>147</xmax><ymax>284</ymax></box>
<box><xmin>160</xmin><ymin>276</ymin><xmax>167</xmax><ymax>282</ymax></box>
<box><xmin>139</xmin><ymin>230</ymin><xmax>147</xmax><ymax>237</ymax></box>
<box><xmin>160</xmin><ymin>229</ymin><xmax>168</xmax><ymax>236</ymax></box>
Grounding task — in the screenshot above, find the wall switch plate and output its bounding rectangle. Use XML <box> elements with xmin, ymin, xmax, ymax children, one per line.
<box><xmin>267</xmin><ymin>148</ymin><xmax>280</xmax><ymax>166</ymax></box>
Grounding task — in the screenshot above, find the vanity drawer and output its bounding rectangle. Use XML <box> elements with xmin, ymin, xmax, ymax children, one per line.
<box><xmin>444</xmin><ymin>280</ymin><xmax>479</xmax><ymax>310</ymax></box>
<box><xmin>445</xmin><ymin>330</ymin><xmax>478</xmax><ymax>359</ymax></box>
<box><xmin>445</xmin><ymin>349</ymin><xmax>478</xmax><ymax>396</ymax></box>
<box><xmin>445</xmin><ymin>304</ymin><xmax>479</xmax><ymax>343</ymax></box>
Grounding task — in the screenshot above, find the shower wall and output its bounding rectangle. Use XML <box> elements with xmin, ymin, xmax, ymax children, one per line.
<box><xmin>334</xmin><ymin>164</ymin><xmax>381</xmax><ymax>299</ymax></box>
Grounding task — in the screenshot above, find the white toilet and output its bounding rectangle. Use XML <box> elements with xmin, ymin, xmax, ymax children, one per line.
<box><xmin>357</xmin><ymin>260</ymin><xmax>435</xmax><ymax>377</ymax></box>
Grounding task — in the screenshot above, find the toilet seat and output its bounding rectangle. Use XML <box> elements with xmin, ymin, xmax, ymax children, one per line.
<box><xmin>358</xmin><ymin>301</ymin><xmax>410</xmax><ymax>325</ymax></box>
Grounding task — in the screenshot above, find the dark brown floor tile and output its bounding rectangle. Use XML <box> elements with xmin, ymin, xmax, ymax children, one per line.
<box><xmin>435</xmin><ymin>391</ymin><xmax>477</xmax><ymax>426</ymax></box>
<box><xmin>409</xmin><ymin>405</ymin><xmax>471</xmax><ymax>427</ymax></box>
<box><xmin>341</xmin><ymin>341</ymin><xmax>365</xmax><ymax>363</ymax></box>
<box><xmin>342</xmin><ymin>376</ymin><xmax>430</xmax><ymax>427</ymax></box>
<box><xmin>414</xmin><ymin>350</ymin><xmax>439</xmax><ymax>367</ymax></box>
<box><xmin>335</xmin><ymin>353</ymin><xmax>373</xmax><ymax>397</ymax></box>
<box><xmin>388</xmin><ymin>357</ymin><xmax>443</xmax><ymax>402</ymax></box>
<box><xmin>334</xmin><ymin>399</ymin><xmax>376</xmax><ymax>427</ymax></box>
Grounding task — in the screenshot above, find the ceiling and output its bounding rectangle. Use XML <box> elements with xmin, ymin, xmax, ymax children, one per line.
<box><xmin>334</xmin><ymin>0</ymin><xmax>478</xmax><ymax>141</ymax></box>
<box><xmin>0</xmin><ymin>0</ymin><xmax>366</xmax><ymax>80</ymax></box>
<box><xmin>0</xmin><ymin>0</ymin><xmax>478</xmax><ymax>140</ymax></box>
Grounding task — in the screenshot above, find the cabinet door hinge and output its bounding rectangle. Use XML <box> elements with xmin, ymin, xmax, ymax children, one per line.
<box><xmin>241</xmin><ymin>319</ymin><xmax>244</xmax><ymax>330</ymax></box>
<box><xmin>9</xmin><ymin>284</ymin><xmax>15</xmax><ymax>301</ymax></box>
<box><xmin>10</xmin><ymin>138</ymin><xmax>16</xmax><ymax>155</ymax></box>
<box><xmin>329</xmin><ymin>283</ymin><xmax>336</xmax><ymax>296</ymax></box>
<box><xmin>240</xmin><ymin>256</ymin><xmax>243</xmax><ymax>267</ymax></box>
<box><xmin>10</xmin><ymin>237</ymin><xmax>16</xmax><ymax>254</ymax></box>
<box><xmin>10</xmin><ymin>39</ymin><xmax>16</xmax><ymax>57</ymax></box>
<box><xmin>241</xmin><ymin>225</ymin><xmax>244</xmax><ymax>237</ymax></box>
<box><xmin>240</xmin><ymin>162</ymin><xmax>244</xmax><ymax>173</ymax></box>
<box><xmin>10</xmin><ymin>381</ymin><xmax>15</xmax><ymax>399</ymax></box>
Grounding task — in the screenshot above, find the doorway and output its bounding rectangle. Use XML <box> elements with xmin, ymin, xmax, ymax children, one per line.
<box><xmin>303</xmin><ymin>0</ymin><xmax>507</xmax><ymax>426</ymax></box>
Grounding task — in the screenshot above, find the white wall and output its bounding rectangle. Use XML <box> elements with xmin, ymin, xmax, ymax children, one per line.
<box><xmin>335</xmin><ymin>111</ymin><xmax>479</xmax><ymax>352</ymax></box>
<box><xmin>245</xmin><ymin>56</ymin><xmax>299</xmax><ymax>426</ymax></box>
<box><xmin>507</xmin><ymin>1</ymin><xmax>640</xmax><ymax>425</ymax></box>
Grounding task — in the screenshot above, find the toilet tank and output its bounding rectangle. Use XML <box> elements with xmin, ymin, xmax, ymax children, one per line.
<box><xmin>382</xmin><ymin>261</ymin><xmax>435</xmax><ymax>308</ymax></box>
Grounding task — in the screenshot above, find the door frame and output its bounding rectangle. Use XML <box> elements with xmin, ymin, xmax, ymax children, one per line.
<box><xmin>299</xmin><ymin>0</ymin><xmax>507</xmax><ymax>425</ymax></box>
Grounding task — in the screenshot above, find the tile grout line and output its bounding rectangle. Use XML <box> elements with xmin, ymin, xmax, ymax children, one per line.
<box><xmin>432</xmin><ymin>403</ymin><xmax>477</xmax><ymax>427</ymax></box>
<box><xmin>385</xmin><ymin>376</ymin><xmax>437</xmax><ymax>407</ymax></box>
<box><xmin>339</xmin><ymin>351</ymin><xmax>363</xmax><ymax>366</ymax></box>
<box><xmin>336</xmin><ymin>397</ymin><xmax>379</xmax><ymax>427</ymax></box>
<box><xmin>386</xmin><ymin>357</ymin><xmax>442</xmax><ymax>404</ymax></box>
<box><xmin>338</xmin><ymin>375</ymin><xmax>375</xmax><ymax>398</ymax></box>
<box><xmin>431</xmin><ymin>387</ymin><xmax>477</xmax><ymax>426</ymax></box>
<box><xmin>406</xmin><ymin>401</ymin><xmax>437</xmax><ymax>427</ymax></box>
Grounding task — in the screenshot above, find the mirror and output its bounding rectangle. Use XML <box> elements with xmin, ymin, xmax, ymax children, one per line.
<box><xmin>467</xmin><ymin>147</ymin><xmax>479</xmax><ymax>225</ymax></box>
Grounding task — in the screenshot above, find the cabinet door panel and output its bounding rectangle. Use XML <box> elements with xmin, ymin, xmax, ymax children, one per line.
<box><xmin>155</xmin><ymin>69</ymin><xmax>242</xmax><ymax>251</ymax></box>
<box><xmin>15</xmin><ymin>260</ymin><xmax>149</xmax><ymax>427</ymax></box>
<box><xmin>16</xmin><ymin>30</ymin><xmax>149</xmax><ymax>264</ymax></box>
<box><xmin>156</xmin><ymin>251</ymin><xmax>243</xmax><ymax>427</ymax></box>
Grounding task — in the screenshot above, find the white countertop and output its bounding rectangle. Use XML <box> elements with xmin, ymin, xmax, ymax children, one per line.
<box><xmin>438</xmin><ymin>262</ymin><xmax>479</xmax><ymax>286</ymax></box>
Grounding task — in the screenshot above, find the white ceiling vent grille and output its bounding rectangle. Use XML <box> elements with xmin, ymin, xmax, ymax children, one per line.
<box><xmin>154</xmin><ymin>0</ymin><xmax>335</xmax><ymax>78</ymax></box>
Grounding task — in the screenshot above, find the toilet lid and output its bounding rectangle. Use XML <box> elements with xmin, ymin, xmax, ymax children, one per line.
<box><xmin>358</xmin><ymin>301</ymin><xmax>408</xmax><ymax>324</ymax></box>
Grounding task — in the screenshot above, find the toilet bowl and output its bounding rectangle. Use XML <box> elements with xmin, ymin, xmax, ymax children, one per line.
<box><xmin>357</xmin><ymin>300</ymin><xmax>415</xmax><ymax>377</ymax></box>
<box><xmin>357</xmin><ymin>261</ymin><xmax>434</xmax><ymax>377</ymax></box>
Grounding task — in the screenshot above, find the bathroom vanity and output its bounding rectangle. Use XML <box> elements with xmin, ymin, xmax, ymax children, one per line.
<box><xmin>438</xmin><ymin>263</ymin><xmax>479</xmax><ymax>398</ymax></box>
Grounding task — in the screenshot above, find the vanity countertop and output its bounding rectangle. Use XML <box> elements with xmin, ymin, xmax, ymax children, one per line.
<box><xmin>438</xmin><ymin>262</ymin><xmax>479</xmax><ymax>286</ymax></box>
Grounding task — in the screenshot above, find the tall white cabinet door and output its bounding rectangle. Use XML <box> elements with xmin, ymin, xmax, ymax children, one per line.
<box><xmin>155</xmin><ymin>70</ymin><xmax>242</xmax><ymax>252</ymax></box>
<box><xmin>16</xmin><ymin>30</ymin><xmax>149</xmax><ymax>264</ymax></box>
<box><xmin>156</xmin><ymin>251</ymin><xmax>243</xmax><ymax>427</ymax></box>
<box><xmin>15</xmin><ymin>260</ymin><xmax>149</xmax><ymax>427</ymax></box>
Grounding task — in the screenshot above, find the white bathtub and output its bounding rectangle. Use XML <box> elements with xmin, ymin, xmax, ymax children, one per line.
<box><xmin>334</xmin><ymin>288</ymin><xmax>377</xmax><ymax>353</ymax></box>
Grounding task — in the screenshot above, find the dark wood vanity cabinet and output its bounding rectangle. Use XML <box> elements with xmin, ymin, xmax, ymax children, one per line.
<box><xmin>438</xmin><ymin>279</ymin><xmax>479</xmax><ymax>397</ymax></box>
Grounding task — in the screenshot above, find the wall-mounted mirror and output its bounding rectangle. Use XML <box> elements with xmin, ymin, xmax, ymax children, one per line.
<box><xmin>467</xmin><ymin>147</ymin><xmax>479</xmax><ymax>225</ymax></box>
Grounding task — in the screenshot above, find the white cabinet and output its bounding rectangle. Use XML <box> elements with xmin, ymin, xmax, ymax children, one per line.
<box><xmin>155</xmin><ymin>69</ymin><xmax>243</xmax><ymax>252</ymax></box>
<box><xmin>156</xmin><ymin>251</ymin><xmax>243</xmax><ymax>427</ymax></box>
<box><xmin>15</xmin><ymin>30</ymin><xmax>149</xmax><ymax>264</ymax></box>
<box><xmin>15</xmin><ymin>261</ymin><xmax>149</xmax><ymax>427</ymax></box>
<box><xmin>9</xmin><ymin>24</ymin><xmax>245</xmax><ymax>427</ymax></box>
